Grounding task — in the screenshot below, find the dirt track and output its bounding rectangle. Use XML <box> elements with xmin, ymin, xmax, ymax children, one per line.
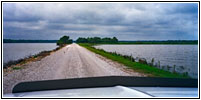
<box><xmin>3</xmin><ymin>43</ymin><xmax>144</xmax><ymax>94</ymax></box>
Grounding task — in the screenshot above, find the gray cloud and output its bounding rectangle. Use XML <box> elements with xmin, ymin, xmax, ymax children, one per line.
<box><xmin>3</xmin><ymin>3</ymin><xmax>198</xmax><ymax>40</ymax></box>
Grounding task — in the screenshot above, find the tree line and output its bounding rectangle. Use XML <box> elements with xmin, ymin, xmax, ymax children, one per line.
<box><xmin>76</xmin><ymin>37</ymin><xmax>118</xmax><ymax>44</ymax></box>
<box><xmin>3</xmin><ymin>39</ymin><xmax>57</xmax><ymax>43</ymax></box>
<box><xmin>5</xmin><ymin>36</ymin><xmax>197</xmax><ymax>45</ymax></box>
<box><xmin>118</xmin><ymin>40</ymin><xmax>198</xmax><ymax>44</ymax></box>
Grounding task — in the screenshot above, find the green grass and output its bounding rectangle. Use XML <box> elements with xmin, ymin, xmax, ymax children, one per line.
<box><xmin>12</xmin><ymin>66</ymin><xmax>22</xmax><ymax>70</ymax></box>
<box><xmin>79</xmin><ymin>43</ymin><xmax>190</xmax><ymax>78</ymax></box>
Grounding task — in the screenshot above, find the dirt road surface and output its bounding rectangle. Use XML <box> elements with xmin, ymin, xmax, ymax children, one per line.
<box><xmin>3</xmin><ymin>43</ymin><xmax>145</xmax><ymax>94</ymax></box>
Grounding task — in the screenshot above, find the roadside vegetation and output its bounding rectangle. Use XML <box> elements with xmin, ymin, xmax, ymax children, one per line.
<box><xmin>12</xmin><ymin>66</ymin><xmax>22</xmax><ymax>70</ymax></box>
<box><xmin>79</xmin><ymin>43</ymin><xmax>190</xmax><ymax>78</ymax></box>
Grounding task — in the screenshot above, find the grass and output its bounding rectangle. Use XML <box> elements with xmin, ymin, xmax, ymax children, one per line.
<box><xmin>12</xmin><ymin>66</ymin><xmax>22</xmax><ymax>70</ymax></box>
<box><xmin>79</xmin><ymin>43</ymin><xmax>190</xmax><ymax>78</ymax></box>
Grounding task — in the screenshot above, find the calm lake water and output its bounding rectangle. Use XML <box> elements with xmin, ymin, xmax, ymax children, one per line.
<box><xmin>95</xmin><ymin>45</ymin><xmax>198</xmax><ymax>78</ymax></box>
<box><xmin>3</xmin><ymin>43</ymin><xmax>58</xmax><ymax>64</ymax></box>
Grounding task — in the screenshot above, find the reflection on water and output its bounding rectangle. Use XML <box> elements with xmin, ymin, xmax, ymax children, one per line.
<box><xmin>95</xmin><ymin>45</ymin><xmax>198</xmax><ymax>78</ymax></box>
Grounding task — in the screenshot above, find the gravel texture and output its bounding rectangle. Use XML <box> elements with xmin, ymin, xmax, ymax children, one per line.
<box><xmin>3</xmin><ymin>43</ymin><xmax>145</xmax><ymax>94</ymax></box>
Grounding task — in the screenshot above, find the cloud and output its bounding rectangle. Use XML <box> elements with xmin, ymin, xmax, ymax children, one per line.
<box><xmin>3</xmin><ymin>3</ymin><xmax>198</xmax><ymax>40</ymax></box>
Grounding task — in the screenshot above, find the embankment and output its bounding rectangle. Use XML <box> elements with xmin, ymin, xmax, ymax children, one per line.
<box><xmin>79</xmin><ymin>43</ymin><xmax>190</xmax><ymax>78</ymax></box>
<box><xmin>3</xmin><ymin>43</ymin><xmax>144</xmax><ymax>94</ymax></box>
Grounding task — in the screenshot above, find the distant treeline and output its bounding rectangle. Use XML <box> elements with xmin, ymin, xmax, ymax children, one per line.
<box><xmin>4</xmin><ymin>38</ymin><xmax>198</xmax><ymax>44</ymax></box>
<box><xmin>76</xmin><ymin>37</ymin><xmax>118</xmax><ymax>44</ymax></box>
<box><xmin>76</xmin><ymin>37</ymin><xmax>197</xmax><ymax>44</ymax></box>
<box><xmin>118</xmin><ymin>40</ymin><xmax>198</xmax><ymax>44</ymax></box>
<box><xmin>4</xmin><ymin>39</ymin><xmax>58</xmax><ymax>43</ymax></box>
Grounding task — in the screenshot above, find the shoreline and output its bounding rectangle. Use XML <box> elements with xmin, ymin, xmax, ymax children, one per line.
<box><xmin>3</xmin><ymin>45</ymin><xmax>65</xmax><ymax>72</ymax></box>
<box><xmin>94</xmin><ymin>43</ymin><xmax>198</xmax><ymax>45</ymax></box>
<box><xmin>93</xmin><ymin>44</ymin><xmax>197</xmax><ymax>78</ymax></box>
<box><xmin>87</xmin><ymin>43</ymin><xmax>198</xmax><ymax>45</ymax></box>
<box><xmin>3</xmin><ymin>43</ymin><xmax>194</xmax><ymax>78</ymax></box>
<box><xmin>3</xmin><ymin>43</ymin><xmax>144</xmax><ymax>94</ymax></box>
<box><xmin>79</xmin><ymin>43</ymin><xmax>191</xmax><ymax>78</ymax></box>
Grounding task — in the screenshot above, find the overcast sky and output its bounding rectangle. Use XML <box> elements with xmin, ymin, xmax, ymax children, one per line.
<box><xmin>3</xmin><ymin>3</ymin><xmax>198</xmax><ymax>40</ymax></box>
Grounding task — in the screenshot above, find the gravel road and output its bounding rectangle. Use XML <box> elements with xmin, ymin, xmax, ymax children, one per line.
<box><xmin>3</xmin><ymin>43</ymin><xmax>145</xmax><ymax>94</ymax></box>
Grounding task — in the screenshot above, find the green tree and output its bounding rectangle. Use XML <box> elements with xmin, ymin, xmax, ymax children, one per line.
<box><xmin>57</xmin><ymin>35</ymin><xmax>73</xmax><ymax>46</ymax></box>
<box><xmin>76</xmin><ymin>37</ymin><xmax>88</xmax><ymax>43</ymax></box>
<box><xmin>92</xmin><ymin>37</ymin><xmax>101</xmax><ymax>43</ymax></box>
<box><xmin>102</xmin><ymin>37</ymin><xmax>112</xmax><ymax>43</ymax></box>
<box><xmin>112</xmin><ymin>37</ymin><xmax>118</xmax><ymax>43</ymax></box>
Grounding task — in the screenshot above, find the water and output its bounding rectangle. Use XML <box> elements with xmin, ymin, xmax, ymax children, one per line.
<box><xmin>95</xmin><ymin>45</ymin><xmax>198</xmax><ymax>78</ymax></box>
<box><xmin>3</xmin><ymin>43</ymin><xmax>58</xmax><ymax>64</ymax></box>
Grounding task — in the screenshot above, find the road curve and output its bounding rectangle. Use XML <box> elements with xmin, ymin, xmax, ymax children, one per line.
<box><xmin>3</xmin><ymin>43</ymin><xmax>144</xmax><ymax>94</ymax></box>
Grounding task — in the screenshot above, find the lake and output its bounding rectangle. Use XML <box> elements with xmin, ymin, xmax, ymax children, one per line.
<box><xmin>3</xmin><ymin>43</ymin><xmax>58</xmax><ymax>64</ymax></box>
<box><xmin>94</xmin><ymin>45</ymin><xmax>198</xmax><ymax>78</ymax></box>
